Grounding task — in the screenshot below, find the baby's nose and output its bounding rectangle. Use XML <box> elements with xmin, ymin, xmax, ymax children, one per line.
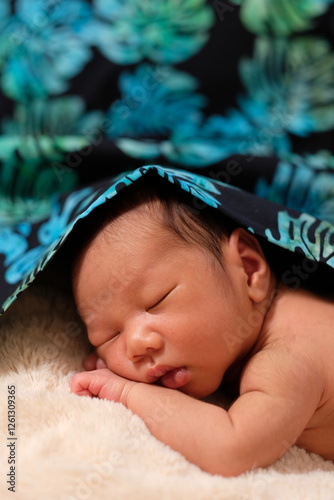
<box><xmin>125</xmin><ymin>326</ymin><xmax>163</xmax><ymax>361</ymax></box>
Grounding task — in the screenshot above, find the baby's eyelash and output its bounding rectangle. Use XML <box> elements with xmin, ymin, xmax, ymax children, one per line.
<box><xmin>109</xmin><ymin>331</ymin><xmax>121</xmax><ymax>341</ymax></box>
<box><xmin>151</xmin><ymin>292</ymin><xmax>170</xmax><ymax>308</ymax></box>
<box><xmin>148</xmin><ymin>287</ymin><xmax>176</xmax><ymax>311</ymax></box>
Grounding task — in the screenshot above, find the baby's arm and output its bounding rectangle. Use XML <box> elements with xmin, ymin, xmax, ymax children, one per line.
<box><xmin>70</xmin><ymin>348</ymin><xmax>323</xmax><ymax>476</ymax></box>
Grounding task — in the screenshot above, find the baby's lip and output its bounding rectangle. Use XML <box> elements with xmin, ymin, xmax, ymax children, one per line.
<box><xmin>146</xmin><ymin>365</ymin><xmax>176</xmax><ymax>383</ymax></box>
<box><xmin>146</xmin><ymin>365</ymin><xmax>189</xmax><ymax>389</ymax></box>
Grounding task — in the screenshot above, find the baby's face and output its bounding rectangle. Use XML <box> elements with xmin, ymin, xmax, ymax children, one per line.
<box><xmin>73</xmin><ymin>208</ymin><xmax>256</xmax><ymax>398</ymax></box>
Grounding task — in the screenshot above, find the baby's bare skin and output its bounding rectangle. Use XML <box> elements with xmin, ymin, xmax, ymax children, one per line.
<box><xmin>70</xmin><ymin>205</ymin><xmax>334</xmax><ymax>475</ymax></box>
<box><xmin>256</xmin><ymin>284</ymin><xmax>334</xmax><ymax>461</ymax></box>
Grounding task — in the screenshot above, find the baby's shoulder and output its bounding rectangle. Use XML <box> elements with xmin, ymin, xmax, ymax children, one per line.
<box><xmin>260</xmin><ymin>284</ymin><xmax>334</xmax><ymax>350</ymax></box>
<box><xmin>239</xmin><ymin>284</ymin><xmax>334</xmax><ymax>396</ymax></box>
<box><xmin>274</xmin><ymin>284</ymin><xmax>334</xmax><ymax>322</ymax></box>
<box><xmin>240</xmin><ymin>334</ymin><xmax>320</xmax><ymax>398</ymax></box>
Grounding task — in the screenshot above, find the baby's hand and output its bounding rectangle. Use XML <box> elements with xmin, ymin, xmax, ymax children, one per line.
<box><xmin>70</xmin><ymin>368</ymin><xmax>137</xmax><ymax>406</ymax></box>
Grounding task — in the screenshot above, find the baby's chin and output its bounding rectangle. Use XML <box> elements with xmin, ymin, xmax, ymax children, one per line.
<box><xmin>179</xmin><ymin>381</ymin><xmax>222</xmax><ymax>400</ymax></box>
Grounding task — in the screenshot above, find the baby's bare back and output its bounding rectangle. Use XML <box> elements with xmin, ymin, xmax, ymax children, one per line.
<box><xmin>246</xmin><ymin>284</ymin><xmax>334</xmax><ymax>461</ymax></box>
<box><xmin>293</xmin><ymin>290</ymin><xmax>334</xmax><ymax>460</ymax></box>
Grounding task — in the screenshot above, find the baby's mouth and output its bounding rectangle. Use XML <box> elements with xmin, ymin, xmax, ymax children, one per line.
<box><xmin>159</xmin><ymin>367</ymin><xmax>188</xmax><ymax>389</ymax></box>
<box><xmin>146</xmin><ymin>366</ymin><xmax>189</xmax><ymax>389</ymax></box>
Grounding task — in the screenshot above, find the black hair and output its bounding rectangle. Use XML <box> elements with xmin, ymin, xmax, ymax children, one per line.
<box><xmin>70</xmin><ymin>174</ymin><xmax>234</xmax><ymax>274</ymax></box>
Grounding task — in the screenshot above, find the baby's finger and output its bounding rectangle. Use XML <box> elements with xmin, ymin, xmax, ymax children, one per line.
<box><xmin>74</xmin><ymin>388</ymin><xmax>94</xmax><ymax>397</ymax></box>
<box><xmin>96</xmin><ymin>357</ymin><xmax>108</xmax><ymax>369</ymax></box>
<box><xmin>70</xmin><ymin>372</ymin><xmax>93</xmax><ymax>396</ymax></box>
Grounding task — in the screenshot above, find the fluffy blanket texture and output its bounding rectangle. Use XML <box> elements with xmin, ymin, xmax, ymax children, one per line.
<box><xmin>0</xmin><ymin>285</ymin><xmax>333</xmax><ymax>500</ymax></box>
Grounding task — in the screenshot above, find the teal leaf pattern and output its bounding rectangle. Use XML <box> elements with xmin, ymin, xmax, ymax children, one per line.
<box><xmin>255</xmin><ymin>151</ymin><xmax>334</xmax><ymax>224</ymax></box>
<box><xmin>1</xmin><ymin>186</ymin><xmax>94</xmax><ymax>287</ymax></box>
<box><xmin>0</xmin><ymin>96</ymin><xmax>103</xmax><ymax>225</ymax></box>
<box><xmin>115</xmin><ymin>104</ymin><xmax>288</xmax><ymax>167</ymax></box>
<box><xmin>152</xmin><ymin>166</ymin><xmax>222</xmax><ymax>208</ymax></box>
<box><xmin>108</xmin><ymin>64</ymin><xmax>206</xmax><ymax>139</ymax></box>
<box><xmin>231</xmin><ymin>0</ymin><xmax>334</xmax><ymax>36</ymax></box>
<box><xmin>160</xmin><ymin>122</ymin><xmax>241</xmax><ymax>166</ymax></box>
<box><xmin>0</xmin><ymin>0</ymin><xmax>10</xmax><ymax>18</ymax></box>
<box><xmin>164</xmin><ymin>35</ymin><xmax>334</xmax><ymax>166</ymax></box>
<box><xmin>114</xmin><ymin>139</ymin><xmax>161</xmax><ymax>160</ymax></box>
<box><xmin>0</xmin><ymin>1</ymin><xmax>13</xmax><ymax>63</ymax></box>
<box><xmin>135</xmin><ymin>35</ymin><xmax>334</xmax><ymax>167</ymax></box>
<box><xmin>86</xmin><ymin>0</ymin><xmax>214</xmax><ymax>64</ymax></box>
<box><xmin>265</xmin><ymin>211</ymin><xmax>334</xmax><ymax>267</ymax></box>
<box><xmin>0</xmin><ymin>227</ymin><xmax>28</xmax><ymax>269</ymax></box>
<box><xmin>160</xmin><ymin>111</ymin><xmax>288</xmax><ymax>166</ymax></box>
<box><xmin>240</xmin><ymin>37</ymin><xmax>334</xmax><ymax>136</ymax></box>
<box><xmin>1</xmin><ymin>0</ymin><xmax>334</xmax><ymax>315</ymax></box>
<box><xmin>0</xmin><ymin>0</ymin><xmax>92</xmax><ymax>100</ymax></box>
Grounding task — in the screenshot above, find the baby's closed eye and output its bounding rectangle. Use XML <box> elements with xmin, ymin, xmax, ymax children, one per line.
<box><xmin>147</xmin><ymin>286</ymin><xmax>177</xmax><ymax>312</ymax></box>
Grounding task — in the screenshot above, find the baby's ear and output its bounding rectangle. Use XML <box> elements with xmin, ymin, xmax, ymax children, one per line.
<box><xmin>226</xmin><ymin>228</ymin><xmax>272</xmax><ymax>303</ymax></box>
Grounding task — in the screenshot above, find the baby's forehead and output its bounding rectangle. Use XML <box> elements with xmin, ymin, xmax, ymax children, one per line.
<box><xmin>103</xmin><ymin>200</ymin><xmax>165</xmax><ymax>237</ymax></box>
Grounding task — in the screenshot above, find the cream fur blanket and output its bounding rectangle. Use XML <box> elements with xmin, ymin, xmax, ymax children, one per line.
<box><xmin>0</xmin><ymin>285</ymin><xmax>333</xmax><ymax>500</ymax></box>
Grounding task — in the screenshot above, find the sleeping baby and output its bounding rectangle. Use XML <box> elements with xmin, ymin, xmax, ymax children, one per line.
<box><xmin>70</xmin><ymin>177</ymin><xmax>334</xmax><ymax>476</ymax></box>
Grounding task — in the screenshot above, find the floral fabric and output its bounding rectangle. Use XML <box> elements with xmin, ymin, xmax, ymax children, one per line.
<box><xmin>1</xmin><ymin>1</ymin><xmax>334</xmax><ymax>312</ymax></box>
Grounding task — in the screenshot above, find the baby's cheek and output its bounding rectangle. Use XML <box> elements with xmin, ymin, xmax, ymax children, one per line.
<box><xmin>96</xmin><ymin>344</ymin><xmax>118</xmax><ymax>371</ymax></box>
<box><xmin>95</xmin><ymin>344</ymin><xmax>108</xmax><ymax>361</ymax></box>
<box><xmin>97</xmin><ymin>342</ymin><xmax>138</xmax><ymax>381</ymax></box>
